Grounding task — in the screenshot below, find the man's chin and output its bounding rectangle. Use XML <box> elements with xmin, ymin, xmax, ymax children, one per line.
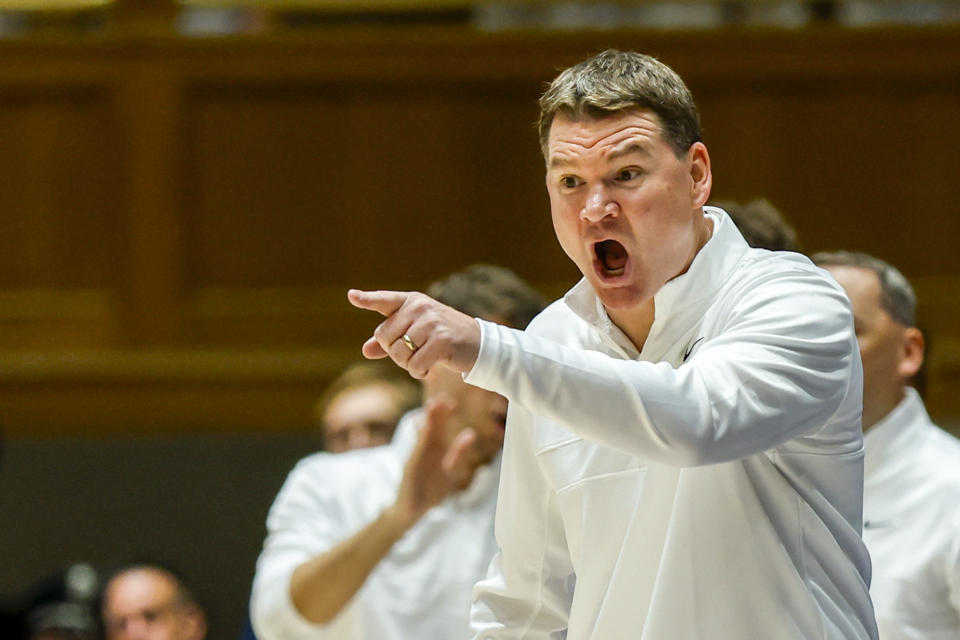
<box><xmin>591</xmin><ymin>281</ymin><xmax>647</xmax><ymax>311</ymax></box>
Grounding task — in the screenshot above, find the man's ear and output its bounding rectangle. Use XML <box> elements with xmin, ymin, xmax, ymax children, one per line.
<box><xmin>898</xmin><ymin>327</ymin><xmax>925</xmax><ymax>380</ymax></box>
<box><xmin>185</xmin><ymin>607</ymin><xmax>207</xmax><ymax>640</ymax></box>
<box><xmin>688</xmin><ymin>142</ymin><xmax>712</xmax><ymax>208</ymax></box>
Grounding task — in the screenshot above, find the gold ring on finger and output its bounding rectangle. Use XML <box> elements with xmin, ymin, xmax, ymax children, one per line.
<box><xmin>401</xmin><ymin>333</ymin><xmax>419</xmax><ymax>353</ymax></box>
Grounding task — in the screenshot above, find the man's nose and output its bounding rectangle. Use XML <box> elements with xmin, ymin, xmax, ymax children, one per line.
<box><xmin>122</xmin><ymin>617</ymin><xmax>148</xmax><ymax>640</ymax></box>
<box><xmin>580</xmin><ymin>185</ymin><xmax>619</xmax><ymax>222</ymax></box>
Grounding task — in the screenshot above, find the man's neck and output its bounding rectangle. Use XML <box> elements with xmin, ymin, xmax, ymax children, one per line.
<box><xmin>608</xmin><ymin>300</ymin><xmax>656</xmax><ymax>352</ymax></box>
<box><xmin>862</xmin><ymin>387</ymin><xmax>908</xmax><ymax>433</ymax></box>
<box><xmin>604</xmin><ymin>213</ymin><xmax>713</xmax><ymax>351</ymax></box>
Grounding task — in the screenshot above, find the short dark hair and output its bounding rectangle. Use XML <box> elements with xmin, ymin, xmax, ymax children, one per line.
<box><xmin>811</xmin><ymin>251</ymin><xmax>916</xmax><ymax>327</ymax></box>
<box><xmin>715</xmin><ymin>199</ymin><xmax>800</xmax><ymax>252</ymax></box>
<box><xmin>427</xmin><ymin>264</ymin><xmax>547</xmax><ymax>330</ymax></box>
<box><xmin>538</xmin><ymin>49</ymin><xmax>701</xmax><ymax>159</ymax></box>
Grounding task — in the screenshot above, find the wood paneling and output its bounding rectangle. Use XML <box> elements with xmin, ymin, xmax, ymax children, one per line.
<box><xmin>0</xmin><ymin>26</ymin><xmax>958</xmax><ymax>434</ymax></box>
<box><xmin>179</xmin><ymin>78</ymin><xmax>550</xmax><ymax>289</ymax></box>
<box><xmin>0</xmin><ymin>84</ymin><xmax>120</xmax><ymax>290</ymax></box>
<box><xmin>0</xmin><ymin>346</ymin><xmax>359</xmax><ymax>433</ymax></box>
<box><xmin>0</xmin><ymin>289</ymin><xmax>117</xmax><ymax>348</ymax></box>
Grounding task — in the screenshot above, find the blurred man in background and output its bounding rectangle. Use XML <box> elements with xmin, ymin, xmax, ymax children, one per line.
<box><xmin>314</xmin><ymin>360</ymin><xmax>420</xmax><ymax>453</ymax></box>
<box><xmin>814</xmin><ymin>251</ymin><xmax>960</xmax><ymax>639</ymax></box>
<box><xmin>251</xmin><ymin>264</ymin><xmax>545</xmax><ymax>640</ymax></box>
<box><xmin>101</xmin><ymin>563</ymin><xmax>206</xmax><ymax>640</ymax></box>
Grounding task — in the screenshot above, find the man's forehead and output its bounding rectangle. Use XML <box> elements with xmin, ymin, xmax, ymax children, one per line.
<box><xmin>826</xmin><ymin>265</ymin><xmax>884</xmax><ymax>311</ymax></box>
<box><xmin>107</xmin><ymin>569</ymin><xmax>177</xmax><ymax>603</ymax></box>
<box><xmin>325</xmin><ymin>385</ymin><xmax>399</xmax><ymax>425</ymax></box>
<box><xmin>547</xmin><ymin>110</ymin><xmax>664</xmax><ymax>164</ymax></box>
<box><xmin>826</xmin><ymin>264</ymin><xmax>878</xmax><ymax>288</ymax></box>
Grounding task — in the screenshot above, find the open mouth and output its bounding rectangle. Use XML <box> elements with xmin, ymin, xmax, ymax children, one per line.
<box><xmin>594</xmin><ymin>240</ymin><xmax>628</xmax><ymax>277</ymax></box>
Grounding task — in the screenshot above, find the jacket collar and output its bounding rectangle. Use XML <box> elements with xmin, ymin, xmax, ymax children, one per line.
<box><xmin>863</xmin><ymin>387</ymin><xmax>929</xmax><ymax>478</ymax></box>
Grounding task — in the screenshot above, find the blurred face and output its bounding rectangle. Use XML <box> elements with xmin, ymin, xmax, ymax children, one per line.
<box><xmin>825</xmin><ymin>265</ymin><xmax>919</xmax><ymax>430</ymax></box>
<box><xmin>422</xmin><ymin>366</ymin><xmax>507</xmax><ymax>464</ymax></box>
<box><xmin>546</xmin><ymin>109</ymin><xmax>712</xmax><ymax>344</ymax></box>
<box><xmin>102</xmin><ymin>570</ymin><xmax>205</xmax><ymax>640</ymax></box>
<box><xmin>322</xmin><ymin>384</ymin><xmax>404</xmax><ymax>453</ymax></box>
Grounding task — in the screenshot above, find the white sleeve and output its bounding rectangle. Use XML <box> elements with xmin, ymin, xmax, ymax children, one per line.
<box><xmin>465</xmin><ymin>271</ymin><xmax>858</xmax><ymax>468</ymax></box>
<box><xmin>250</xmin><ymin>459</ymin><xmax>354</xmax><ymax>640</ymax></box>
<box><xmin>470</xmin><ymin>402</ymin><xmax>574</xmax><ymax>639</ymax></box>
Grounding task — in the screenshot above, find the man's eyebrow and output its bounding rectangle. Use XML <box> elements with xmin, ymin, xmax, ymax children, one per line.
<box><xmin>608</xmin><ymin>142</ymin><xmax>652</xmax><ymax>161</ymax></box>
<box><xmin>548</xmin><ymin>154</ymin><xmax>576</xmax><ymax>170</ymax></box>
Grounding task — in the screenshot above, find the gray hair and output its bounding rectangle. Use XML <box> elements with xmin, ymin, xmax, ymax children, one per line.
<box><xmin>538</xmin><ymin>49</ymin><xmax>701</xmax><ymax>159</ymax></box>
<box><xmin>811</xmin><ymin>251</ymin><xmax>916</xmax><ymax>327</ymax></box>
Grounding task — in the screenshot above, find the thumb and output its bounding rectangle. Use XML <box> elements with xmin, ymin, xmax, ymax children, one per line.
<box><xmin>347</xmin><ymin>289</ymin><xmax>409</xmax><ymax>317</ymax></box>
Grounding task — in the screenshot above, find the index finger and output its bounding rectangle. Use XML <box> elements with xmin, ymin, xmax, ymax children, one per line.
<box><xmin>347</xmin><ymin>289</ymin><xmax>409</xmax><ymax>317</ymax></box>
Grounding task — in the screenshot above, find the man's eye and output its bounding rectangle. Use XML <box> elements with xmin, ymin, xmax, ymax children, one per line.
<box><xmin>560</xmin><ymin>176</ymin><xmax>579</xmax><ymax>189</ymax></box>
<box><xmin>368</xmin><ymin>421</ymin><xmax>394</xmax><ymax>436</ymax></box>
<box><xmin>617</xmin><ymin>169</ymin><xmax>640</xmax><ymax>181</ymax></box>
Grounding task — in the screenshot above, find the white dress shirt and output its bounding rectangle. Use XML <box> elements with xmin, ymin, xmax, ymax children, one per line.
<box><xmin>863</xmin><ymin>388</ymin><xmax>960</xmax><ymax>639</ymax></box>
<box><xmin>251</xmin><ymin>410</ymin><xmax>501</xmax><ymax>640</ymax></box>
<box><xmin>468</xmin><ymin>209</ymin><xmax>877</xmax><ymax>639</ymax></box>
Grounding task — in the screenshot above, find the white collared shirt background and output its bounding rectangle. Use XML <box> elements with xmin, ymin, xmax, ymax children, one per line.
<box><xmin>864</xmin><ymin>388</ymin><xmax>960</xmax><ymax>640</ymax></box>
<box><xmin>251</xmin><ymin>409</ymin><xmax>501</xmax><ymax>640</ymax></box>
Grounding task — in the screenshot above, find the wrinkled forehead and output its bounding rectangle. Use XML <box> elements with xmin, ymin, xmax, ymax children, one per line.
<box><xmin>546</xmin><ymin>109</ymin><xmax>665</xmax><ymax>166</ymax></box>
<box><xmin>545</xmin><ymin>104</ymin><xmax>663</xmax><ymax>140</ymax></box>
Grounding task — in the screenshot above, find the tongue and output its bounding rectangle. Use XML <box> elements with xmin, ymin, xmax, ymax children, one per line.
<box><xmin>601</xmin><ymin>241</ymin><xmax>627</xmax><ymax>271</ymax></box>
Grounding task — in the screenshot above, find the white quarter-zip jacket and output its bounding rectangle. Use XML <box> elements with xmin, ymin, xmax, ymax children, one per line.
<box><xmin>468</xmin><ymin>209</ymin><xmax>877</xmax><ymax>639</ymax></box>
<box><xmin>863</xmin><ymin>388</ymin><xmax>960</xmax><ymax>639</ymax></box>
<box><xmin>251</xmin><ymin>410</ymin><xmax>501</xmax><ymax>640</ymax></box>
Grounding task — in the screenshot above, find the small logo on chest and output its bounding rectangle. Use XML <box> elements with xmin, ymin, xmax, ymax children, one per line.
<box><xmin>682</xmin><ymin>337</ymin><xmax>705</xmax><ymax>362</ymax></box>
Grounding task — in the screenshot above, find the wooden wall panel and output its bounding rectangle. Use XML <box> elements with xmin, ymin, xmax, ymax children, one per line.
<box><xmin>0</xmin><ymin>82</ymin><xmax>123</xmax><ymax>349</ymax></box>
<box><xmin>0</xmin><ymin>87</ymin><xmax>119</xmax><ymax>288</ymax></box>
<box><xmin>177</xmin><ymin>76</ymin><xmax>570</xmax><ymax>346</ymax></box>
<box><xmin>0</xmin><ymin>27</ymin><xmax>957</xmax><ymax>434</ymax></box>
<box><xmin>0</xmin><ymin>289</ymin><xmax>117</xmax><ymax>348</ymax></box>
<box><xmin>700</xmin><ymin>80</ymin><xmax>960</xmax><ymax>273</ymax></box>
<box><xmin>180</xmin><ymin>79</ymin><xmax>556</xmax><ymax>289</ymax></box>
